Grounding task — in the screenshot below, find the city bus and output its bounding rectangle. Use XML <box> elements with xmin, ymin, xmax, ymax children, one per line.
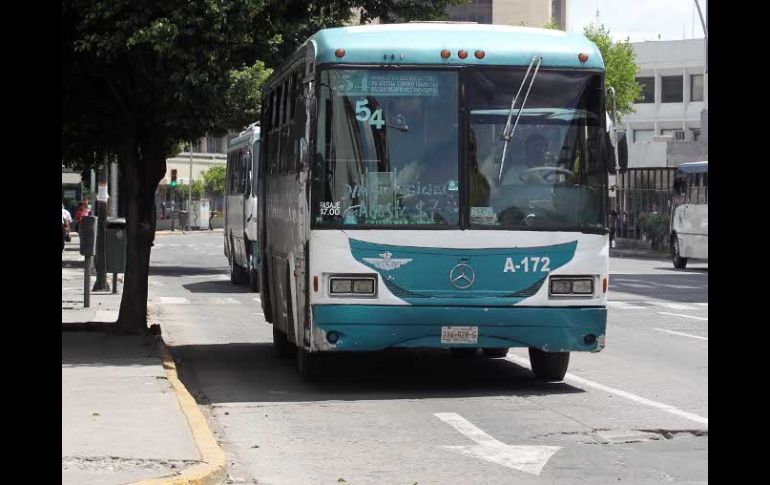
<box><xmin>258</xmin><ymin>23</ymin><xmax>628</xmax><ymax>381</ymax></box>
<box><xmin>225</xmin><ymin>122</ymin><xmax>261</xmax><ymax>291</ymax></box>
<box><xmin>670</xmin><ymin>161</ymin><xmax>708</xmax><ymax>268</ymax></box>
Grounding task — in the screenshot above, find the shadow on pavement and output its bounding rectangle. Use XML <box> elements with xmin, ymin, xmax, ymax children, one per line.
<box><xmin>149</xmin><ymin>265</ymin><xmax>228</xmax><ymax>277</ymax></box>
<box><xmin>170</xmin><ymin>342</ymin><xmax>585</xmax><ymax>405</ymax></box>
<box><xmin>62</xmin><ymin>327</ymin><xmax>158</xmax><ymax>367</ymax></box>
<box><xmin>609</xmin><ymin>273</ymin><xmax>707</xmax><ymax>303</ymax></box>
<box><xmin>182</xmin><ymin>280</ymin><xmax>252</xmax><ymax>294</ymax></box>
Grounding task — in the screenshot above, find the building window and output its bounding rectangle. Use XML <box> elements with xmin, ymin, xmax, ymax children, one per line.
<box><xmin>661</xmin><ymin>76</ymin><xmax>683</xmax><ymax>103</ymax></box>
<box><xmin>661</xmin><ymin>129</ymin><xmax>685</xmax><ymax>140</ymax></box>
<box><xmin>691</xmin><ymin>129</ymin><xmax>701</xmax><ymax>141</ymax></box>
<box><xmin>636</xmin><ymin>77</ymin><xmax>655</xmax><ymax>103</ymax></box>
<box><xmin>633</xmin><ymin>129</ymin><xmax>654</xmax><ymax>143</ymax></box>
<box><xmin>690</xmin><ymin>74</ymin><xmax>704</xmax><ymax>102</ymax></box>
<box><xmin>207</xmin><ymin>135</ymin><xmax>221</xmax><ymax>153</ymax></box>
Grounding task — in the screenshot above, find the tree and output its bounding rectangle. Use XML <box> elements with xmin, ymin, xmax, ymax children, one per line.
<box><xmin>63</xmin><ymin>0</ymin><xmax>462</xmax><ymax>334</ymax></box>
<box><xmin>543</xmin><ymin>20</ymin><xmax>641</xmax><ymax>120</ymax></box>
<box><xmin>582</xmin><ymin>24</ymin><xmax>641</xmax><ymax>120</ymax></box>
<box><xmin>202</xmin><ymin>166</ymin><xmax>226</xmax><ymax>199</ymax></box>
<box><xmin>177</xmin><ymin>180</ymin><xmax>205</xmax><ymax>201</ymax></box>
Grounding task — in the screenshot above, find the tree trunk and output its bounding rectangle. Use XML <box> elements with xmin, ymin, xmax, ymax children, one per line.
<box><xmin>116</xmin><ymin>135</ymin><xmax>166</xmax><ymax>334</ymax></box>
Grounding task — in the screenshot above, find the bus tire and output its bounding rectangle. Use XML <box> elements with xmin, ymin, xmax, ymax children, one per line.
<box><xmin>671</xmin><ymin>235</ymin><xmax>687</xmax><ymax>269</ymax></box>
<box><xmin>528</xmin><ymin>348</ymin><xmax>569</xmax><ymax>381</ymax></box>
<box><xmin>272</xmin><ymin>325</ymin><xmax>294</xmax><ymax>358</ymax></box>
<box><xmin>229</xmin><ymin>237</ymin><xmax>248</xmax><ymax>284</ymax></box>
<box><xmin>297</xmin><ymin>347</ymin><xmax>323</xmax><ymax>382</ymax></box>
<box><xmin>247</xmin><ymin>247</ymin><xmax>260</xmax><ymax>292</ymax></box>
<box><xmin>482</xmin><ymin>347</ymin><xmax>509</xmax><ymax>358</ymax></box>
<box><xmin>450</xmin><ymin>348</ymin><xmax>477</xmax><ymax>358</ymax></box>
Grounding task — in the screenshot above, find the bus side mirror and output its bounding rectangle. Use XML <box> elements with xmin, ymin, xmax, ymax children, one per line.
<box><xmin>606</xmin><ymin>130</ymin><xmax>629</xmax><ymax>175</ymax></box>
<box><xmin>616</xmin><ymin>131</ymin><xmax>628</xmax><ymax>174</ymax></box>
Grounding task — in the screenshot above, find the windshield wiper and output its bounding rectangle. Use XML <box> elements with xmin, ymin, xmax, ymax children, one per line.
<box><xmin>498</xmin><ymin>56</ymin><xmax>543</xmax><ymax>182</ymax></box>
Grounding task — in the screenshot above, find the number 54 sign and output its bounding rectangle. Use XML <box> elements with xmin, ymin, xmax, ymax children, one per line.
<box><xmin>355</xmin><ymin>99</ymin><xmax>385</xmax><ymax>129</ymax></box>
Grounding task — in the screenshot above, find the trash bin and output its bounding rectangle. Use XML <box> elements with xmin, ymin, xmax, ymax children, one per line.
<box><xmin>79</xmin><ymin>216</ymin><xmax>98</xmax><ymax>256</ymax></box>
<box><xmin>106</xmin><ymin>217</ymin><xmax>127</xmax><ymax>273</ymax></box>
<box><xmin>178</xmin><ymin>210</ymin><xmax>188</xmax><ymax>229</ymax></box>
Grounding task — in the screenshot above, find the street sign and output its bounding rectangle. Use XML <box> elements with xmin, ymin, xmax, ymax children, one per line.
<box><xmin>97</xmin><ymin>182</ymin><xmax>109</xmax><ymax>202</ymax></box>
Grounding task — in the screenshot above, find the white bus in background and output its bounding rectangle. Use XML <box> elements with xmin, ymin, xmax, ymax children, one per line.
<box><xmin>670</xmin><ymin>161</ymin><xmax>708</xmax><ymax>269</ymax></box>
<box><xmin>225</xmin><ymin>122</ymin><xmax>261</xmax><ymax>290</ymax></box>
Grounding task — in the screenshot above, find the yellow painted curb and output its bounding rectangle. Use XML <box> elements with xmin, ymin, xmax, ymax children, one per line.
<box><xmin>132</xmin><ymin>334</ymin><xmax>227</xmax><ymax>485</ymax></box>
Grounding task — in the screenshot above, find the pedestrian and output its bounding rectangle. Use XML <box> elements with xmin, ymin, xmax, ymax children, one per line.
<box><xmin>62</xmin><ymin>203</ymin><xmax>73</xmax><ymax>252</ymax></box>
<box><xmin>74</xmin><ymin>200</ymin><xmax>90</xmax><ymax>232</ymax></box>
<box><xmin>609</xmin><ymin>210</ymin><xmax>617</xmax><ymax>248</ymax></box>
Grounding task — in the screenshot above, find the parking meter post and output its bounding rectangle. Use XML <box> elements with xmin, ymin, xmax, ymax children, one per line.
<box><xmin>84</xmin><ymin>256</ymin><xmax>91</xmax><ymax>308</ymax></box>
<box><xmin>93</xmin><ymin>162</ymin><xmax>110</xmax><ymax>291</ymax></box>
<box><xmin>79</xmin><ymin>215</ymin><xmax>98</xmax><ymax>308</ymax></box>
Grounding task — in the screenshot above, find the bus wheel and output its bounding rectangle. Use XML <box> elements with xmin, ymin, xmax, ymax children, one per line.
<box><xmin>248</xmin><ymin>253</ymin><xmax>260</xmax><ymax>292</ymax></box>
<box><xmin>229</xmin><ymin>238</ymin><xmax>248</xmax><ymax>284</ymax></box>
<box><xmin>482</xmin><ymin>348</ymin><xmax>509</xmax><ymax>358</ymax></box>
<box><xmin>528</xmin><ymin>348</ymin><xmax>569</xmax><ymax>381</ymax></box>
<box><xmin>297</xmin><ymin>347</ymin><xmax>323</xmax><ymax>382</ymax></box>
<box><xmin>272</xmin><ymin>325</ymin><xmax>294</xmax><ymax>358</ymax></box>
<box><xmin>450</xmin><ymin>348</ymin><xmax>477</xmax><ymax>358</ymax></box>
<box><xmin>671</xmin><ymin>236</ymin><xmax>687</xmax><ymax>269</ymax></box>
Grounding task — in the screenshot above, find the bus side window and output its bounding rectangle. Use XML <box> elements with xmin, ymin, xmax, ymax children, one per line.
<box><xmin>225</xmin><ymin>153</ymin><xmax>231</xmax><ymax>194</ymax></box>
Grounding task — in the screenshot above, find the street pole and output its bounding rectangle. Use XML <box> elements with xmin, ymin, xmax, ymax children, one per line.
<box><xmin>110</xmin><ymin>158</ymin><xmax>118</xmax><ymax>217</ymax></box>
<box><xmin>92</xmin><ymin>157</ymin><xmax>110</xmax><ymax>291</ymax></box>
<box><xmin>694</xmin><ymin>0</ymin><xmax>707</xmax><ymax>73</ymax></box>
<box><xmin>187</xmin><ymin>141</ymin><xmax>193</xmax><ymax>231</ymax></box>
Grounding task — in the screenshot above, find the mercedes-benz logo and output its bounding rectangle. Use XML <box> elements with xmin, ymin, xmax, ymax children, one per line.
<box><xmin>449</xmin><ymin>263</ymin><xmax>475</xmax><ymax>289</ymax></box>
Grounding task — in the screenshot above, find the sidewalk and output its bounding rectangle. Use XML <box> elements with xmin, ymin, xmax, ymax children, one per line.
<box><xmin>62</xmin><ymin>236</ymin><xmax>204</xmax><ymax>484</ymax></box>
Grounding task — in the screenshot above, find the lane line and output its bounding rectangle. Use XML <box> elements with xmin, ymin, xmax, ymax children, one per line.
<box><xmin>504</xmin><ymin>354</ymin><xmax>708</xmax><ymax>426</ymax></box>
<box><xmin>658</xmin><ymin>311</ymin><xmax>708</xmax><ymax>321</ymax></box>
<box><xmin>654</xmin><ymin>328</ymin><xmax>708</xmax><ymax>341</ymax></box>
<box><xmin>158</xmin><ymin>296</ymin><xmax>190</xmax><ymax>304</ymax></box>
<box><xmin>648</xmin><ymin>302</ymin><xmax>698</xmax><ymax>311</ymax></box>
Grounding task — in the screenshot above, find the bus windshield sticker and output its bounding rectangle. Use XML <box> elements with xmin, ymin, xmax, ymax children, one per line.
<box><xmin>470</xmin><ymin>206</ymin><xmax>497</xmax><ymax>225</ymax></box>
<box><xmin>335</xmin><ymin>71</ymin><xmax>440</xmax><ymax>97</ymax></box>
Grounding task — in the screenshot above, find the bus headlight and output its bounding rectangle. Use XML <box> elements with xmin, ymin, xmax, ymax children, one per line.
<box><xmin>549</xmin><ymin>277</ymin><xmax>594</xmax><ymax>296</ymax></box>
<box><xmin>329</xmin><ymin>275</ymin><xmax>377</xmax><ymax>296</ymax></box>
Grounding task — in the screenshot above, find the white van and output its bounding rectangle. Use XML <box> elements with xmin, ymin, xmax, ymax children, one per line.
<box><xmin>670</xmin><ymin>161</ymin><xmax>708</xmax><ymax>268</ymax></box>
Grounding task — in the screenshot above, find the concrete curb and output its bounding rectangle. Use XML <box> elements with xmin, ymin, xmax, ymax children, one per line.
<box><xmin>132</xmin><ymin>321</ymin><xmax>227</xmax><ymax>484</ymax></box>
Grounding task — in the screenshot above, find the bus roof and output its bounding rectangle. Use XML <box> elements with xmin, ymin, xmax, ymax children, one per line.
<box><xmin>676</xmin><ymin>161</ymin><xmax>708</xmax><ymax>174</ymax></box>
<box><xmin>309</xmin><ymin>23</ymin><xmax>603</xmax><ymax>69</ymax></box>
<box><xmin>227</xmin><ymin>123</ymin><xmax>260</xmax><ymax>152</ymax></box>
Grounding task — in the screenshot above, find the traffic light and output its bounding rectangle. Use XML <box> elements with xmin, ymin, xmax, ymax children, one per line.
<box><xmin>170</xmin><ymin>169</ymin><xmax>177</xmax><ymax>187</ymax></box>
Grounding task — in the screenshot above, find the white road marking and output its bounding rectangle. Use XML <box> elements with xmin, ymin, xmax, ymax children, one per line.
<box><xmin>654</xmin><ymin>328</ymin><xmax>708</xmax><ymax>341</ymax></box>
<box><xmin>607</xmin><ymin>301</ymin><xmax>646</xmax><ymax>310</ymax></box>
<box><xmin>206</xmin><ymin>298</ymin><xmax>241</xmax><ymax>305</ymax></box>
<box><xmin>648</xmin><ymin>302</ymin><xmax>698</xmax><ymax>311</ymax></box>
<box><xmin>694</xmin><ymin>302</ymin><xmax>708</xmax><ymax>306</ymax></box>
<box><xmin>434</xmin><ymin>412</ymin><xmax>560</xmax><ymax>476</ymax></box>
<box><xmin>158</xmin><ymin>296</ymin><xmax>189</xmax><ymax>304</ymax></box>
<box><xmin>658</xmin><ymin>312</ymin><xmax>708</xmax><ymax>321</ymax></box>
<box><xmin>504</xmin><ymin>355</ymin><xmax>708</xmax><ymax>427</ymax></box>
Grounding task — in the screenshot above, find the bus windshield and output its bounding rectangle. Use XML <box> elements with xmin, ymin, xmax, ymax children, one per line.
<box><xmin>313</xmin><ymin>69</ymin><xmax>460</xmax><ymax>227</ymax></box>
<box><xmin>311</xmin><ymin>68</ymin><xmax>606</xmax><ymax>231</ymax></box>
<box><xmin>468</xmin><ymin>69</ymin><xmax>606</xmax><ymax>231</ymax></box>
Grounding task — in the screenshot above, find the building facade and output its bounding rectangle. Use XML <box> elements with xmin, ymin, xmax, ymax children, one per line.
<box><xmin>624</xmin><ymin>38</ymin><xmax>708</xmax><ymax>168</ymax></box>
<box><xmin>446</xmin><ymin>0</ymin><xmax>567</xmax><ymax>29</ymax></box>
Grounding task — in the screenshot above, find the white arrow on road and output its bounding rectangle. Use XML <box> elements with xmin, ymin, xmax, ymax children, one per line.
<box><xmin>434</xmin><ymin>412</ymin><xmax>561</xmax><ymax>476</ymax></box>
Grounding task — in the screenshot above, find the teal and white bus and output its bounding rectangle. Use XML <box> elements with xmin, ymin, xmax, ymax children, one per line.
<box><xmin>225</xmin><ymin>122</ymin><xmax>261</xmax><ymax>291</ymax></box>
<box><xmin>258</xmin><ymin>23</ymin><xmax>628</xmax><ymax>381</ymax></box>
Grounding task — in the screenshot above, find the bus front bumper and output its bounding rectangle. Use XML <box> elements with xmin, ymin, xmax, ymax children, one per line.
<box><xmin>311</xmin><ymin>304</ymin><xmax>606</xmax><ymax>352</ymax></box>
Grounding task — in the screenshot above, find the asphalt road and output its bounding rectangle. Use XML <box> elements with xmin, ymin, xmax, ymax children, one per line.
<box><xmin>149</xmin><ymin>230</ymin><xmax>707</xmax><ymax>484</ymax></box>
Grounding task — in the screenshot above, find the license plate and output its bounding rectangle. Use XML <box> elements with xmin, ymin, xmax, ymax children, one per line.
<box><xmin>441</xmin><ymin>326</ymin><xmax>478</xmax><ymax>344</ymax></box>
